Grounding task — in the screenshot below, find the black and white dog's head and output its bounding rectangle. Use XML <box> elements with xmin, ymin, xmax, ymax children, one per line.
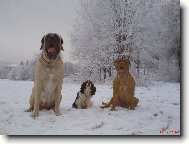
<box><xmin>80</xmin><ymin>80</ymin><xmax>96</xmax><ymax>96</ymax></box>
<box><xmin>72</xmin><ymin>80</ymin><xmax>96</xmax><ymax>109</ymax></box>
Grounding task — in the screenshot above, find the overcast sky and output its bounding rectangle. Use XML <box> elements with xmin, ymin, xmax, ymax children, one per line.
<box><xmin>0</xmin><ymin>0</ymin><xmax>80</xmax><ymax>64</ymax></box>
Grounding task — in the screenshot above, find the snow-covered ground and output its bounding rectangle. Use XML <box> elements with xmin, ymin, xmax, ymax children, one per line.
<box><xmin>0</xmin><ymin>79</ymin><xmax>180</xmax><ymax>135</ymax></box>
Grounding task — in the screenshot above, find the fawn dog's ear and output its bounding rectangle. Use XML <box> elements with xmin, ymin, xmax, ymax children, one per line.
<box><xmin>60</xmin><ymin>36</ymin><xmax>64</xmax><ymax>51</ymax></box>
<box><xmin>40</xmin><ymin>34</ymin><xmax>47</xmax><ymax>50</ymax></box>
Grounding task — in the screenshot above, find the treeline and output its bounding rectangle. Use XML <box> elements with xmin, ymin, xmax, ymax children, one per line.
<box><xmin>0</xmin><ymin>56</ymin><xmax>78</xmax><ymax>81</ymax></box>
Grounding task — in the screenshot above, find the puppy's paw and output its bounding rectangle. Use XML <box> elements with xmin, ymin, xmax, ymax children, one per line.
<box><xmin>31</xmin><ymin>112</ymin><xmax>39</xmax><ymax>119</ymax></box>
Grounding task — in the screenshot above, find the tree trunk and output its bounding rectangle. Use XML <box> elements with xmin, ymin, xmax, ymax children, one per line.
<box><xmin>137</xmin><ymin>51</ymin><xmax>140</xmax><ymax>75</ymax></box>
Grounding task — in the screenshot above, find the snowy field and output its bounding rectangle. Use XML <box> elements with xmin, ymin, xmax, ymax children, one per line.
<box><xmin>0</xmin><ymin>79</ymin><xmax>180</xmax><ymax>135</ymax></box>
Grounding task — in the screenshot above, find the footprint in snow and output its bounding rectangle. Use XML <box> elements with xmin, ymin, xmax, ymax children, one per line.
<box><xmin>154</xmin><ymin>113</ymin><xmax>158</xmax><ymax>117</ymax></box>
<box><xmin>159</xmin><ymin>111</ymin><xmax>164</xmax><ymax>114</ymax></box>
<box><xmin>91</xmin><ymin>122</ymin><xmax>105</xmax><ymax>129</ymax></box>
<box><xmin>161</xmin><ymin>116</ymin><xmax>173</xmax><ymax>132</ymax></box>
<box><xmin>172</xmin><ymin>103</ymin><xmax>179</xmax><ymax>106</ymax></box>
<box><xmin>0</xmin><ymin>101</ymin><xmax>7</xmax><ymax>105</ymax></box>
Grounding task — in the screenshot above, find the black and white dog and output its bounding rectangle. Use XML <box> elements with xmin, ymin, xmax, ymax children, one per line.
<box><xmin>72</xmin><ymin>80</ymin><xmax>96</xmax><ymax>109</ymax></box>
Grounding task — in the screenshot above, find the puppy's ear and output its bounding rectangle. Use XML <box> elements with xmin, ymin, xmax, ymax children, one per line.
<box><xmin>94</xmin><ymin>86</ymin><xmax>96</xmax><ymax>92</ymax></box>
<box><xmin>113</xmin><ymin>56</ymin><xmax>122</xmax><ymax>67</ymax></box>
<box><xmin>113</xmin><ymin>59</ymin><xmax>117</xmax><ymax>67</ymax></box>
<box><xmin>40</xmin><ymin>36</ymin><xmax>45</xmax><ymax>50</ymax></box>
<box><xmin>128</xmin><ymin>59</ymin><xmax>131</xmax><ymax>67</ymax></box>
<box><xmin>90</xmin><ymin>82</ymin><xmax>96</xmax><ymax>95</ymax></box>
<box><xmin>92</xmin><ymin>86</ymin><xmax>96</xmax><ymax>95</ymax></box>
<box><xmin>126</xmin><ymin>56</ymin><xmax>131</xmax><ymax>67</ymax></box>
<box><xmin>80</xmin><ymin>82</ymin><xmax>86</xmax><ymax>94</ymax></box>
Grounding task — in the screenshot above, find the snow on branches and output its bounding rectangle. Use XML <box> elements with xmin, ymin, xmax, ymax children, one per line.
<box><xmin>70</xmin><ymin>0</ymin><xmax>180</xmax><ymax>84</ymax></box>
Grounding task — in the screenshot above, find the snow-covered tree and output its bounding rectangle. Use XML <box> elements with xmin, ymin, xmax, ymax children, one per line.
<box><xmin>71</xmin><ymin>0</ymin><xmax>126</xmax><ymax>82</ymax></box>
<box><xmin>132</xmin><ymin>0</ymin><xmax>180</xmax><ymax>83</ymax></box>
<box><xmin>0</xmin><ymin>66</ymin><xmax>11</xmax><ymax>79</ymax></box>
<box><xmin>64</xmin><ymin>62</ymin><xmax>79</xmax><ymax>76</ymax></box>
<box><xmin>70</xmin><ymin>0</ymin><xmax>180</xmax><ymax>84</ymax></box>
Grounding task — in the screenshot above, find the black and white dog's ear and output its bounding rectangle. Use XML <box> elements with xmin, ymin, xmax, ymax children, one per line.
<box><xmin>80</xmin><ymin>82</ymin><xmax>86</xmax><ymax>94</ymax></box>
<box><xmin>91</xmin><ymin>84</ymin><xmax>96</xmax><ymax>95</ymax></box>
<box><xmin>40</xmin><ymin>35</ymin><xmax>45</xmax><ymax>50</ymax></box>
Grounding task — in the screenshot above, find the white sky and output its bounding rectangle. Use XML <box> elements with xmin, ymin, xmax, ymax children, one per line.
<box><xmin>0</xmin><ymin>0</ymin><xmax>80</xmax><ymax>64</ymax></box>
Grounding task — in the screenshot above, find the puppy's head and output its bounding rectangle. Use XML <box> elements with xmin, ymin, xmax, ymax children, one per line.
<box><xmin>80</xmin><ymin>80</ymin><xmax>96</xmax><ymax>96</ymax></box>
<box><xmin>114</xmin><ymin>56</ymin><xmax>131</xmax><ymax>75</ymax></box>
<box><xmin>40</xmin><ymin>33</ymin><xmax>64</xmax><ymax>61</ymax></box>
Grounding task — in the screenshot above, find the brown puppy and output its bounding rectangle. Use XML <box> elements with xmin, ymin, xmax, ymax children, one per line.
<box><xmin>100</xmin><ymin>56</ymin><xmax>139</xmax><ymax>111</ymax></box>
<box><xmin>26</xmin><ymin>33</ymin><xmax>64</xmax><ymax>118</ymax></box>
